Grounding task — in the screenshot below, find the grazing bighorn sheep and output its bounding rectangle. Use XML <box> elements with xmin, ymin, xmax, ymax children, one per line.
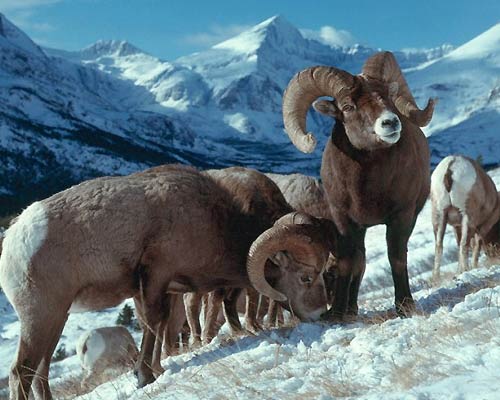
<box><xmin>76</xmin><ymin>326</ymin><xmax>138</xmax><ymax>389</ymax></box>
<box><xmin>431</xmin><ymin>155</ymin><xmax>500</xmax><ymax>278</ymax></box>
<box><xmin>180</xmin><ymin>167</ymin><xmax>337</xmax><ymax>346</ymax></box>
<box><xmin>266</xmin><ymin>172</ymin><xmax>337</xmax><ymax>302</ymax></box>
<box><xmin>0</xmin><ymin>164</ymin><xmax>332</xmax><ymax>399</ymax></box>
<box><xmin>282</xmin><ymin>51</ymin><xmax>436</xmax><ymax>318</ymax></box>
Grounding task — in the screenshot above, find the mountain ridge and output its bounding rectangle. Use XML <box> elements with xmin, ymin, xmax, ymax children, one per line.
<box><xmin>0</xmin><ymin>15</ymin><xmax>499</xmax><ymax>216</ymax></box>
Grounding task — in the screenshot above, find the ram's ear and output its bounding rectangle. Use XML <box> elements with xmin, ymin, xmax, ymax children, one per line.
<box><xmin>313</xmin><ymin>100</ymin><xmax>341</xmax><ymax>119</ymax></box>
<box><xmin>269</xmin><ymin>251</ymin><xmax>289</xmax><ymax>270</ymax></box>
<box><xmin>388</xmin><ymin>81</ymin><xmax>399</xmax><ymax>98</ymax></box>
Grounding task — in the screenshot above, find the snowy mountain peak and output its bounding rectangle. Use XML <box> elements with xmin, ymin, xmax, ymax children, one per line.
<box><xmin>79</xmin><ymin>39</ymin><xmax>146</xmax><ymax>60</ymax></box>
<box><xmin>447</xmin><ymin>22</ymin><xmax>500</xmax><ymax>61</ymax></box>
<box><xmin>253</xmin><ymin>15</ymin><xmax>302</xmax><ymax>38</ymax></box>
<box><xmin>214</xmin><ymin>15</ymin><xmax>305</xmax><ymax>54</ymax></box>
<box><xmin>0</xmin><ymin>13</ymin><xmax>46</xmax><ymax>57</ymax></box>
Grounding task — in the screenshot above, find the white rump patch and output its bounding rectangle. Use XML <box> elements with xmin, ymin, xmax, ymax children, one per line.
<box><xmin>431</xmin><ymin>156</ymin><xmax>454</xmax><ymax>211</ymax></box>
<box><xmin>78</xmin><ymin>330</ymin><xmax>106</xmax><ymax>370</ymax></box>
<box><xmin>374</xmin><ymin>111</ymin><xmax>401</xmax><ymax>144</ymax></box>
<box><xmin>448</xmin><ymin>156</ymin><xmax>477</xmax><ymax>212</ymax></box>
<box><xmin>0</xmin><ymin>201</ymin><xmax>48</xmax><ymax>304</ymax></box>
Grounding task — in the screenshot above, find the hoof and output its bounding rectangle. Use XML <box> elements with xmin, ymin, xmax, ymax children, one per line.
<box><xmin>320</xmin><ymin>309</ymin><xmax>345</xmax><ymax>323</ymax></box>
<box><xmin>134</xmin><ymin>368</ymin><xmax>156</xmax><ymax>388</ymax></box>
<box><xmin>431</xmin><ymin>272</ymin><xmax>441</xmax><ymax>284</ymax></box>
<box><xmin>396</xmin><ymin>298</ymin><xmax>416</xmax><ymax>318</ymax></box>
<box><xmin>346</xmin><ymin>305</ymin><xmax>359</xmax><ymax>317</ymax></box>
<box><xmin>152</xmin><ymin>365</ymin><xmax>165</xmax><ymax>379</ymax></box>
<box><xmin>245</xmin><ymin>321</ymin><xmax>262</xmax><ymax>334</ymax></box>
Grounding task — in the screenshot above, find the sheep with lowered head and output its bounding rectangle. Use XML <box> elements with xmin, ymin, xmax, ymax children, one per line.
<box><xmin>76</xmin><ymin>326</ymin><xmax>138</xmax><ymax>389</ymax></box>
<box><xmin>0</xmin><ymin>164</ymin><xmax>334</xmax><ymax>399</ymax></box>
<box><xmin>265</xmin><ymin>172</ymin><xmax>337</xmax><ymax>303</ymax></box>
<box><xmin>431</xmin><ymin>155</ymin><xmax>500</xmax><ymax>278</ymax></box>
<box><xmin>178</xmin><ymin>167</ymin><xmax>337</xmax><ymax>345</ymax></box>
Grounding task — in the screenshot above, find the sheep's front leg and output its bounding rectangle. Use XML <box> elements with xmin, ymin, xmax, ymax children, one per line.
<box><xmin>202</xmin><ymin>288</ymin><xmax>224</xmax><ymax>345</ymax></box>
<box><xmin>322</xmin><ymin>225</ymin><xmax>366</xmax><ymax>322</ymax></box>
<box><xmin>245</xmin><ymin>287</ymin><xmax>263</xmax><ymax>333</ymax></box>
<box><xmin>222</xmin><ymin>288</ymin><xmax>244</xmax><ymax>335</ymax></box>
<box><xmin>386</xmin><ymin>213</ymin><xmax>417</xmax><ymax>317</ymax></box>
<box><xmin>184</xmin><ymin>292</ymin><xmax>203</xmax><ymax>347</ymax></box>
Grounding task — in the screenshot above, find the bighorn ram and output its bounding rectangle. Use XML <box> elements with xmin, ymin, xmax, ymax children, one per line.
<box><xmin>76</xmin><ymin>326</ymin><xmax>138</xmax><ymax>389</ymax></box>
<box><xmin>431</xmin><ymin>155</ymin><xmax>500</xmax><ymax>278</ymax></box>
<box><xmin>180</xmin><ymin>167</ymin><xmax>337</xmax><ymax>346</ymax></box>
<box><xmin>282</xmin><ymin>51</ymin><xmax>436</xmax><ymax>318</ymax></box>
<box><xmin>266</xmin><ymin>172</ymin><xmax>337</xmax><ymax>302</ymax></box>
<box><xmin>0</xmin><ymin>164</ymin><xmax>332</xmax><ymax>399</ymax></box>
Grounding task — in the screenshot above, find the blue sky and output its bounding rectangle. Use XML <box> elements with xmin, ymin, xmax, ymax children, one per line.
<box><xmin>1</xmin><ymin>0</ymin><xmax>498</xmax><ymax>59</ymax></box>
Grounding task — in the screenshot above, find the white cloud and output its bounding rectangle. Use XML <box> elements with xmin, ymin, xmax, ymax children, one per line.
<box><xmin>182</xmin><ymin>24</ymin><xmax>251</xmax><ymax>47</ymax></box>
<box><xmin>7</xmin><ymin>9</ymin><xmax>56</xmax><ymax>33</ymax></box>
<box><xmin>301</xmin><ymin>25</ymin><xmax>357</xmax><ymax>48</ymax></box>
<box><xmin>0</xmin><ymin>0</ymin><xmax>63</xmax><ymax>11</ymax></box>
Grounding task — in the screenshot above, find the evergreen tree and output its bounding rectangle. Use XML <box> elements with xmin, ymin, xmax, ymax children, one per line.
<box><xmin>116</xmin><ymin>303</ymin><xmax>135</xmax><ymax>327</ymax></box>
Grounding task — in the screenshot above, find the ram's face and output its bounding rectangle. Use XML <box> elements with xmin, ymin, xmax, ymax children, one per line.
<box><xmin>271</xmin><ymin>250</ymin><xmax>328</xmax><ymax>321</ymax></box>
<box><xmin>314</xmin><ymin>80</ymin><xmax>402</xmax><ymax>151</ymax></box>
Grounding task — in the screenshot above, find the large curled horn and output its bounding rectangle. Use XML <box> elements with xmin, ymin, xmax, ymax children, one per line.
<box><xmin>274</xmin><ymin>211</ymin><xmax>316</xmax><ymax>227</ymax></box>
<box><xmin>362</xmin><ymin>51</ymin><xmax>436</xmax><ymax>127</ymax></box>
<box><xmin>247</xmin><ymin>224</ymin><xmax>321</xmax><ymax>302</ymax></box>
<box><xmin>282</xmin><ymin>66</ymin><xmax>355</xmax><ymax>153</ymax></box>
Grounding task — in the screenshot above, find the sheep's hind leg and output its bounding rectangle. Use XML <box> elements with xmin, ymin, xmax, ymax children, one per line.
<box><xmin>458</xmin><ymin>216</ymin><xmax>471</xmax><ymax>272</ymax></box>
<box><xmin>10</xmin><ymin>303</ymin><xmax>68</xmax><ymax>400</ymax></box>
<box><xmin>150</xmin><ymin>317</ymin><xmax>167</xmax><ymax>379</ymax></box>
<box><xmin>471</xmin><ymin>234</ymin><xmax>481</xmax><ymax>269</ymax></box>
<box><xmin>432</xmin><ymin>210</ymin><xmax>447</xmax><ymax>281</ymax></box>
<box><xmin>163</xmin><ymin>294</ymin><xmax>187</xmax><ymax>356</ymax></box>
<box><xmin>32</xmin><ymin>311</ymin><xmax>69</xmax><ymax>400</ymax></box>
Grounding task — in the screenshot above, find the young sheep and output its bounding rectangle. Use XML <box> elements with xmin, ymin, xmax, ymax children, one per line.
<box><xmin>431</xmin><ymin>155</ymin><xmax>500</xmax><ymax>278</ymax></box>
<box><xmin>76</xmin><ymin>326</ymin><xmax>138</xmax><ymax>390</ymax></box>
<box><xmin>0</xmin><ymin>164</ymin><xmax>333</xmax><ymax>399</ymax></box>
<box><xmin>282</xmin><ymin>51</ymin><xmax>436</xmax><ymax>318</ymax></box>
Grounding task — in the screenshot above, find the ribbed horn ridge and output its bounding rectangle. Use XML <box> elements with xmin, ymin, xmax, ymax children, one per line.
<box><xmin>362</xmin><ymin>51</ymin><xmax>436</xmax><ymax>127</ymax></box>
<box><xmin>247</xmin><ymin>224</ymin><xmax>321</xmax><ymax>302</ymax></box>
<box><xmin>282</xmin><ymin>66</ymin><xmax>355</xmax><ymax>153</ymax></box>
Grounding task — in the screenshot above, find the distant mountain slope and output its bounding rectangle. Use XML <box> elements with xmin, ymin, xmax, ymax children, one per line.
<box><xmin>408</xmin><ymin>23</ymin><xmax>500</xmax><ymax>166</ymax></box>
<box><xmin>1</xmin><ymin>13</ymin><xmax>499</xmax><ymax>215</ymax></box>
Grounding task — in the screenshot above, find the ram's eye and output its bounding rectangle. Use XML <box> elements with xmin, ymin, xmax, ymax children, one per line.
<box><xmin>342</xmin><ymin>104</ymin><xmax>355</xmax><ymax>113</ymax></box>
<box><xmin>300</xmin><ymin>275</ymin><xmax>313</xmax><ymax>285</ymax></box>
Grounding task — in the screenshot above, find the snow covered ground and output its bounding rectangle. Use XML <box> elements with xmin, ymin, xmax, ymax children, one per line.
<box><xmin>1</xmin><ymin>170</ymin><xmax>499</xmax><ymax>400</ymax></box>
